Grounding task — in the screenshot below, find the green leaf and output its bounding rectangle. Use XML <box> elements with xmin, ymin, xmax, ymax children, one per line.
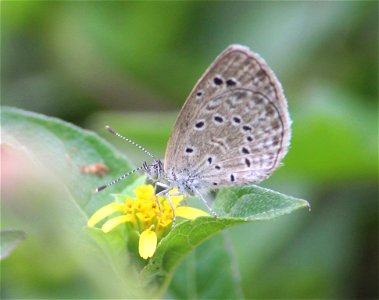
<box><xmin>2</xmin><ymin>107</ymin><xmax>309</xmax><ymax>298</ymax></box>
<box><xmin>169</xmin><ymin>233</ymin><xmax>244</xmax><ymax>299</ymax></box>
<box><xmin>215</xmin><ymin>185</ymin><xmax>310</xmax><ymax>219</ymax></box>
<box><xmin>0</xmin><ymin>230</ymin><xmax>27</xmax><ymax>260</ymax></box>
<box><xmin>1</xmin><ymin>107</ymin><xmax>147</xmax><ymax>298</ymax></box>
<box><xmin>1</xmin><ymin>107</ymin><xmax>135</xmax><ymax>216</ymax></box>
<box><xmin>141</xmin><ymin>186</ymin><xmax>309</xmax><ymax>296</ymax></box>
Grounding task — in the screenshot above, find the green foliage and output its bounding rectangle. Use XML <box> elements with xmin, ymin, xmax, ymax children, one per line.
<box><xmin>142</xmin><ymin>189</ymin><xmax>307</xmax><ymax>296</ymax></box>
<box><xmin>1</xmin><ymin>2</ymin><xmax>377</xmax><ymax>298</ymax></box>
<box><xmin>169</xmin><ymin>233</ymin><xmax>244</xmax><ymax>299</ymax></box>
<box><xmin>2</xmin><ymin>107</ymin><xmax>135</xmax><ymax>214</ymax></box>
<box><xmin>0</xmin><ymin>230</ymin><xmax>27</xmax><ymax>260</ymax></box>
<box><xmin>2</xmin><ymin>107</ymin><xmax>308</xmax><ymax>298</ymax></box>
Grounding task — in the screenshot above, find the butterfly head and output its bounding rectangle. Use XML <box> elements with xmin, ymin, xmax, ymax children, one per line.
<box><xmin>143</xmin><ymin>159</ymin><xmax>164</xmax><ymax>181</ymax></box>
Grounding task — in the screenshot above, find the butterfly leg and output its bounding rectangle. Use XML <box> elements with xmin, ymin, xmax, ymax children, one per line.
<box><xmin>153</xmin><ymin>181</ymin><xmax>177</xmax><ymax>227</ymax></box>
<box><xmin>153</xmin><ymin>181</ymin><xmax>167</xmax><ymax>217</ymax></box>
<box><xmin>165</xmin><ymin>192</ymin><xmax>177</xmax><ymax>229</ymax></box>
<box><xmin>154</xmin><ymin>186</ymin><xmax>178</xmax><ymax>229</ymax></box>
<box><xmin>194</xmin><ymin>188</ymin><xmax>217</xmax><ymax>217</ymax></box>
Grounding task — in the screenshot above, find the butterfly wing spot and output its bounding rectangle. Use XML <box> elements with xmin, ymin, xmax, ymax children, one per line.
<box><xmin>242</xmin><ymin>125</ymin><xmax>252</xmax><ymax>131</ymax></box>
<box><xmin>253</xmin><ymin>71</ymin><xmax>270</xmax><ymax>87</ymax></box>
<box><xmin>213</xmin><ymin>76</ymin><xmax>223</xmax><ymax>85</ymax></box>
<box><xmin>271</xmin><ymin>120</ymin><xmax>280</xmax><ymax>130</ymax></box>
<box><xmin>241</xmin><ymin>147</ymin><xmax>250</xmax><ymax>154</ymax></box>
<box><xmin>185</xmin><ymin>147</ymin><xmax>194</xmax><ymax>154</ymax></box>
<box><xmin>213</xmin><ymin>115</ymin><xmax>224</xmax><ymax>124</ymax></box>
<box><xmin>207</xmin><ymin>157</ymin><xmax>213</xmax><ymax>164</ymax></box>
<box><xmin>272</xmin><ymin>137</ymin><xmax>280</xmax><ymax>146</ymax></box>
<box><xmin>226</xmin><ymin>79</ymin><xmax>237</xmax><ymax>87</ymax></box>
<box><xmin>265</xmin><ymin>106</ymin><xmax>275</xmax><ymax>117</ymax></box>
<box><xmin>195</xmin><ymin>121</ymin><xmax>205</xmax><ymax>130</ymax></box>
<box><xmin>245</xmin><ymin>158</ymin><xmax>251</xmax><ymax>167</ymax></box>
<box><xmin>232</xmin><ymin>116</ymin><xmax>241</xmax><ymax>125</ymax></box>
<box><xmin>256</xmin><ymin>69</ymin><xmax>266</xmax><ymax>80</ymax></box>
<box><xmin>196</xmin><ymin>91</ymin><xmax>203</xmax><ymax>97</ymax></box>
<box><xmin>230</xmin><ymin>174</ymin><xmax>236</xmax><ymax>182</ymax></box>
<box><xmin>215</xmin><ymin>165</ymin><xmax>221</xmax><ymax>170</ymax></box>
<box><xmin>254</xmin><ymin>97</ymin><xmax>264</xmax><ymax>105</ymax></box>
<box><xmin>246</xmin><ymin>136</ymin><xmax>253</xmax><ymax>142</ymax></box>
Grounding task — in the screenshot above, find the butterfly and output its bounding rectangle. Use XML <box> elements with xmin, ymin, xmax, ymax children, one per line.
<box><xmin>97</xmin><ymin>44</ymin><xmax>291</xmax><ymax>215</ymax></box>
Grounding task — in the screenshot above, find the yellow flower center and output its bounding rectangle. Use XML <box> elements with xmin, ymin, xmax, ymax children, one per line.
<box><xmin>87</xmin><ymin>184</ymin><xmax>209</xmax><ymax>259</ymax></box>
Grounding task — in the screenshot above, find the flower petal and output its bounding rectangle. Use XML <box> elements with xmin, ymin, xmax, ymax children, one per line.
<box><xmin>175</xmin><ymin>206</ymin><xmax>210</xmax><ymax>220</ymax></box>
<box><xmin>134</xmin><ymin>185</ymin><xmax>155</xmax><ymax>201</ymax></box>
<box><xmin>158</xmin><ymin>217</ymin><xmax>172</xmax><ymax>228</ymax></box>
<box><xmin>87</xmin><ymin>203</ymin><xmax>126</xmax><ymax>227</ymax></box>
<box><xmin>136</xmin><ymin>211</ymin><xmax>155</xmax><ymax>222</ymax></box>
<box><xmin>168</xmin><ymin>188</ymin><xmax>184</xmax><ymax>206</ymax></box>
<box><xmin>101</xmin><ymin>215</ymin><xmax>134</xmax><ymax>233</ymax></box>
<box><xmin>124</xmin><ymin>197</ymin><xmax>135</xmax><ymax>213</ymax></box>
<box><xmin>139</xmin><ymin>228</ymin><xmax>157</xmax><ymax>259</ymax></box>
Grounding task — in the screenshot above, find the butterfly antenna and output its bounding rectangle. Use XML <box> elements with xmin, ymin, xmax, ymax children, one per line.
<box><xmin>95</xmin><ymin>165</ymin><xmax>144</xmax><ymax>192</ymax></box>
<box><xmin>105</xmin><ymin>125</ymin><xmax>156</xmax><ymax>159</ymax></box>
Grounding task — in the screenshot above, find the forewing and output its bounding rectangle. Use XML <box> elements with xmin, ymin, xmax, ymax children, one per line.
<box><xmin>164</xmin><ymin>45</ymin><xmax>291</xmax><ymax>186</ymax></box>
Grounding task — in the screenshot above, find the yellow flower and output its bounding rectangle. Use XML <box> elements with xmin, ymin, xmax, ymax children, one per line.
<box><xmin>87</xmin><ymin>184</ymin><xmax>209</xmax><ymax>259</ymax></box>
<box><xmin>139</xmin><ymin>226</ymin><xmax>157</xmax><ymax>259</ymax></box>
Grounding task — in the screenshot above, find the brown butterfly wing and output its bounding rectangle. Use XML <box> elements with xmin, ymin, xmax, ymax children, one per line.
<box><xmin>164</xmin><ymin>45</ymin><xmax>291</xmax><ymax>187</ymax></box>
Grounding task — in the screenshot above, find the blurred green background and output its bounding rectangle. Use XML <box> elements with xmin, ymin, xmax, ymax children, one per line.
<box><xmin>1</xmin><ymin>1</ymin><xmax>378</xmax><ymax>299</ymax></box>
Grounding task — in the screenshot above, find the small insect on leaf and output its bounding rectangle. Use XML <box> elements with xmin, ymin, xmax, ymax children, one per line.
<box><xmin>80</xmin><ymin>162</ymin><xmax>110</xmax><ymax>177</ymax></box>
